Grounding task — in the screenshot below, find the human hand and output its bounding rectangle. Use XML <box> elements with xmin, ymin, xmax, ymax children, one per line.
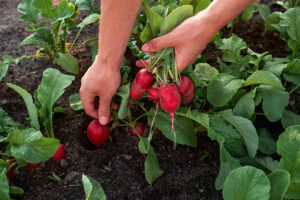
<box><xmin>140</xmin><ymin>11</ymin><xmax>218</xmax><ymax>72</ymax></box>
<box><xmin>80</xmin><ymin>57</ymin><xmax>121</xmax><ymax>125</ymax></box>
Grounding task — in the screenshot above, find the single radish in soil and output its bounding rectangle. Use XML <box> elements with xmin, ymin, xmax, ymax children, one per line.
<box><xmin>87</xmin><ymin>120</ymin><xmax>110</xmax><ymax>147</ymax></box>
<box><xmin>51</xmin><ymin>144</ymin><xmax>65</xmax><ymax>162</ymax></box>
<box><xmin>148</xmin><ymin>85</ymin><xmax>159</xmax><ymax>103</ymax></box>
<box><xmin>27</xmin><ymin>163</ymin><xmax>38</xmax><ymax>168</ymax></box>
<box><xmin>6</xmin><ymin>159</ymin><xmax>16</xmax><ymax>180</ymax></box>
<box><xmin>129</xmin><ymin>123</ymin><xmax>146</xmax><ymax>137</ymax></box>
<box><xmin>176</xmin><ymin>75</ymin><xmax>194</xmax><ymax>104</ymax></box>
<box><xmin>130</xmin><ymin>69</ymin><xmax>153</xmax><ymax>100</ymax></box>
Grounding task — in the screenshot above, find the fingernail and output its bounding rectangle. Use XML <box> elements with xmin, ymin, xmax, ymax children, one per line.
<box><xmin>99</xmin><ymin>117</ymin><xmax>109</xmax><ymax>125</ymax></box>
<box><xmin>142</xmin><ymin>44</ymin><xmax>149</xmax><ymax>52</ymax></box>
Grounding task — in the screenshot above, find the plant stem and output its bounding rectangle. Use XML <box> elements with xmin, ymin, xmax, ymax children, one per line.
<box><xmin>69</xmin><ymin>27</ymin><xmax>83</xmax><ymax>51</ymax></box>
<box><xmin>110</xmin><ymin>124</ymin><xmax>128</xmax><ymax>131</ymax></box>
<box><xmin>133</xmin><ymin>112</ymin><xmax>149</xmax><ymax>124</ymax></box>
<box><xmin>289</xmin><ymin>85</ymin><xmax>299</xmax><ymax>95</ymax></box>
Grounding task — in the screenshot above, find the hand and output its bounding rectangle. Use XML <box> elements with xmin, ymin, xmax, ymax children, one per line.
<box><xmin>141</xmin><ymin>11</ymin><xmax>218</xmax><ymax>72</ymax></box>
<box><xmin>80</xmin><ymin>57</ymin><xmax>121</xmax><ymax>125</ymax></box>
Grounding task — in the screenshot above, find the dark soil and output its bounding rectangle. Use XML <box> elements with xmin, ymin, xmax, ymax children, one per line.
<box><xmin>0</xmin><ymin>1</ymin><xmax>296</xmax><ymax>200</ymax></box>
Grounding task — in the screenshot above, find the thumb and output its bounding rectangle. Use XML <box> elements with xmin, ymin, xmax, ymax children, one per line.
<box><xmin>98</xmin><ymin>96</ymin><xmax>112</xmax><ymax>125</ymax></box>
<box><xmin>141</xmin><ymin>33</ymin><xmax>174</xmax><ymax>53</ymax></box>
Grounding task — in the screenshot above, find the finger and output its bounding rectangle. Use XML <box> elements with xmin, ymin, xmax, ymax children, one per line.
<box><xmin>136</xmin><ymin>60</ymin><xmax>150</xmax><ymax>68</ymax></box>
<box><xmin>141</xmin><ymin>33</ymin><xmax>175</xmax><ymax>53</ymax></box>
<box><xmin>98</xmin><ymin>96</ymin><xmax>112</xmax><ymax>125</ymax></box>
<box><xmin>175</xmin><ymin>50</ymin><xmax>192</xmax><ymax>73</ymax></box>
<box><xmin>80</xmin><ymin>90</ymin><xmax>98</xmax><ymax>119</ymax></box>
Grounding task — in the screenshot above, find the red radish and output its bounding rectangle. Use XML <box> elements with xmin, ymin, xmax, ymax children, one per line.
<box><xmin>159</xmin><ymin>84</ymin><xmax>181</xmax><ymax>114</ymax></box>
<box><xmin>129</xmin><ymin>123</ymin><xmax>145</xmax><ymax>137</ymax></box>
<box><xmin>159</xmin><ymin>84</ymin><xmax>181</xmax><ymax>148</ymax></box>
<box><xmin>130</xmin><ymin>69</ymin><xmax>153</xmax><ymax>100</ymax></box>
<box><xmin>112</xmin><ymin>102</ymin><xmax>119</xmax><ymax>110</ymax></box>
<box><xmin>87</xmin><ymin>120</ymin><xmax>110</xmax><ymax>147</ymax></box>
<box><xmin>51</xmin><ymin>144</ymin><xmax>65</xmax><ymax>162</ymax></box>
<box><xmin>6</xmin><ymin>159</ymin><xmax>16</xmax><ymax>180</ymax></box>
<box><xmin>148</xmin><ymin>86</ymin><xmax>159</xmax><ymax>102</ymax></box>
<box><xmin>176</xmin><ymin>75</ymin><xmax>194</xmax><ymax>104</ymax></box>
<box><xmin>27</xmin><ymin>163</ymin><xmax>37</xmax><ymax>168</ymax></box>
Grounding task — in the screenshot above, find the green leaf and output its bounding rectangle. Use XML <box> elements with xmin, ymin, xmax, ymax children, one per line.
<box><xmin>283</xmin><ymin>73</ymin><xmax>300</xmax><ymax>86</ymax></box>
<box><xmin>25</xmin><ymin>21</ymin><xmax>47</xmax><ymax>32</ymax></box>
<box><xmin>265</xmin><ymin>12</ymin><xmax>282</xmax><ymax>32</ymax></box>
<box><xmin>215</xmin><ymin>34</ymin><xmax>247</xmax><ymax>64</ymax></box>
<box><xmin>281</xmin><ymin>110</ymin><xmax>300</xmax><ymax>129</ymax></box>
<box><xmin>176</xmin><ymin>109</ymin><xmax>209</xmax><ymax>129</ymax></box>
<box><xmin>116</xmin><ymin>83</ymin><xmax>130</xmax><ymax>120</ymax></box>
<box><xmin>214</xmin><ymin>143</ymin><xmax>241</xmax><ymax>190</ymax></box>
<box><xmin>53</xmin><ymin>0</ymin><xmax>75</xmax><ymax>22</ymax></box>
<box><xmin>255</xmin><ymin>4</ymin><xmax>271</xmax><ymax>21</ymax></box>
<box><xmin>262</xmin><ymin>61</ymin><xmax>287</xmax><ymax>77</ymax></box>
<box><xmin>194</xmin><ymin>63</ymin><xmax>219</xmax><ymax>82</ymax></box>
<box><xmin>193</xmin><ymin>0</ymin><xmax>211</xmax><ymax>14</ymax></box>
<box><xmin>285</xmin><ymin>183</ymin><xmax>300</xmax><ymax>199</ymax></box>
<box><xmin>140</xmin><ymin>22</ymin><xmax>153</xmax><ymax>43</ymax></box>
<box><xmin>9</xmin><ymin>128</ymin><xmax>60</xmax><ymax>163</ymax></box>
<box><xmin>78</xmin><ymin>13</ymin><xmax>100</xmax><ymax>29</ymax></box>
<box><xmin>244</xmin><ymin>70</ymin><xmax>284</xmax><ymax>89</ymax></box>
<box><xmin>36</xmin><ymin>68</ymin><xmax>74</xmax><ymax>137</ymax></box>
<box><xmin>0</xmin><ymin>168</ymin><xmax>10</xmax><ymax>200</ymax></box>
<box><xmin>20</xmin><ymin>27</ymin><xmax>54</xmax><ymax>47</ymax></box>
<box><xmin>82</xmin><ymin>174</ymin><xmax>106</xmax><ymax>200</ymax></box>
<box><xmin>278</xmin><ymin>125</ymin><xmax>300</xmax><ymax>183</ymax></box>
<box><xmin>0</xmin><ymin>108</ymin><xmax>23</xmax><ymax>137</ymax></box>
<box><xmin>142</xmin><ymin>2</ymin><xmax>164</xmax><ymax>37</ymax></box>
<box><xmin>69</xmin><ymin>93</ymin><xmax>83</xmax><ymax>111</ymax></box>
<box><xmin>159</xmin><ymin>5</ymin><xmax>193</xmax><ymax>36</ymax></box>
<box><xmin>223</xmin><ymin>166</ymin><xmax>270</xmax><ymax>200</ymax></box>
<box><xmin>33</xmin><ymin>0</ymin><xmax>53</xmax><ymax>18</ymax></box>
<box><xmin>145</xmin><ymin>144</ymin><xmax>164</xmax><ymax>184</ymax></box>
<box><xmin>56</xmin><ymin>53</ymin><xmax>79</xmax><ymax>74</ymax></box>
<box><xmin>255</xmin><ymin>156</ymin><xmax>279</xmax><ymax>172</ymax></box>
<box><xmin>233</xmin><ymin>88</ymin><xmax>256</xmax><ymax>119</ymax></box>
<box><xmin>220</xmin><ymin>110</ymin><xmax>258</xmax><ymax>158</ymax></box>
<box><xmin>258</xmin><ymin>128</ymin><xmax>277</xmax><ymax>155</ymax></box>
<box><xmin>17</xmin><ymin>0</ymin><xmax>39</xmax><ymax>24</ymax></box>
<box><xmin>7</xmin><ymin>83</ymin><xmax>40</xmax><ymax>130</ymax></box>
<box><xmin>150</xmin><ymin>109</ymin><xmax>197</xmax><ymax>147</ymax></box>
<box><xmin>284</xmin><ymin>61</ymin><xmax>300</xmax><ymax>74</ymax></box>
<box><xmin>210</xmin><ymin>115</ymin><xmax>247</xmax><ymax>157</ymax></box>
<box><xmin>241</xmin><ymin>4</ymin><xmax>255</xmax><ymax>21</ymax></box>
<box><xmin>77</xmin><ymin>0</ymin><xmax>94</xmax><ymax>11</ymax></box>
<box><xmin>207</xmin><ymin>73</ymin><xmax>244</xmax><ymax>107</ymax></box>
<box><xmin>268</xmin><ymin>170</ymin><xmax>290</xmax><ymax>200</ymax></box>
<box><xmin>279</xmin><ymin>8</ymin><xmax>300</xmax><ymax>45</ymax></box>
<box><xmin>259</xmin><ymin>85</ymin><xmax>289</xmax><ymax>122</ymax></box>
<box><xmin>0</xmin><ymin>62</ymin><xmax>9</xmax><ymax>82</ymax></box>
<box><xmin>283</xmin><ymin>62</ymin><xmax>300</xmax><ymax>86</ymax></box>
<box><xmin>9</xmin><ymin>186</ymin><xmax>24</xmax><ymax>195</ymax></box>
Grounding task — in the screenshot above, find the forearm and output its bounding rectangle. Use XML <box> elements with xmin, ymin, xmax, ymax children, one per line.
<box><xmin>200</xmin><ymin>0</ymin><xmax>254</xmax><ymax>32</ymax></box>
<box><xmin>98</xmin><ymin>0</ymin><xmax>142</xmax><ymax>70</ymax></box>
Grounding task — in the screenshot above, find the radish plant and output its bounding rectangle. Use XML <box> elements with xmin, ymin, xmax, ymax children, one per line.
<box><xmin>0</xmin><ymin>0</ymin><xmax>100</xmax><ymax>75</ymax></box>
<box><xmin>0</xmin><ymin>108</ymin><xmax>60</xmax><ymax>199</ymax></box>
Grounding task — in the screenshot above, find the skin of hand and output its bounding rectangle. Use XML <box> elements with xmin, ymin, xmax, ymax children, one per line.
<box><xmin>80</xmin><ymin>0</ymin><xmax>142</xmax><ymax>125</ymax></box>
<box><xmin>140</xmin><ymin>0</ymin><xmax>254</xmax><ymax>72</ymax></box>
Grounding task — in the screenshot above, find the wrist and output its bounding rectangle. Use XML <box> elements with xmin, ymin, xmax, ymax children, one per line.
<box><xmin>94</xmin><ymin>54</ymin><xmax>123</xmax><ymax>73</ymax></box>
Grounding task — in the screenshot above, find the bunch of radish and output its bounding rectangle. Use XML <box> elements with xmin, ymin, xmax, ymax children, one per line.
<box><xmin>129</xmin><ymin>49</ymin><xmax>194</xmax><ymax>142</ymax></box>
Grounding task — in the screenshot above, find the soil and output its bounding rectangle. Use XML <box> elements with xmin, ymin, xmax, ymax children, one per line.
<box><xmin>0</xmin><ymin>1</ymin><xmax>296</xmax><ymax>200</ymax></box>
